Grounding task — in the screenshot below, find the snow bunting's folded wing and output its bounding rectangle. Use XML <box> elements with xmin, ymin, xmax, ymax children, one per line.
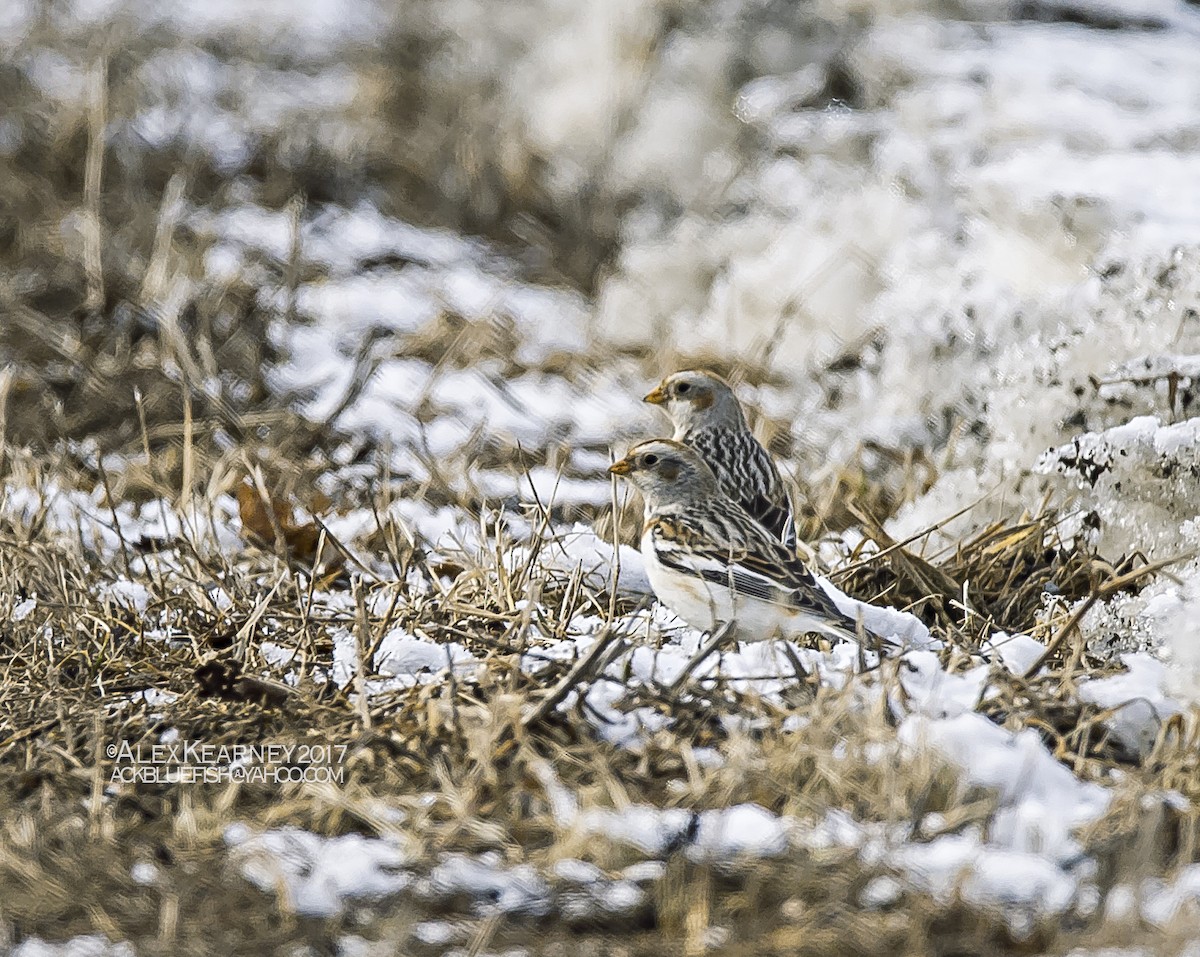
<box><xmin>741</xmin><ymin>491</ymin><xmax>795</xmax><ymax>548</ymax></box>
<box><xmin>648</xmin><ymin>516</ymin><xmax>843</xmax><ymax>621</ymax></box>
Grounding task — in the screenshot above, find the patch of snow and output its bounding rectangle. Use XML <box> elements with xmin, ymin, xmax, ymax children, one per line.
<box><xmin>517</xmin><ymin>524</ymin><xmax>652</xmax><ymax>596</ymax></box>
<box><xmin>1077</xmin><ymin>654</ymin><xmax>1182</xmax><ymax>757</ymax></box>
<box><xmin>99</xmin><ymin>579</ymin><xmax>151</xmax><ymax>613</ymax></box>
<box><xmin>12</xmin><ymin>939</ymin><xmax>136</xmax><ymax>957</ymax></box>
<box><xmin>12</xmin><ymin>596</ymin><xmax>37</xmax><ymax>621</ymax></box>
<box><xmin>819</xmin><ymin>575</ymin><xmax>939</xmax><ymax>652</ymax></box>
<box><xmin>981</xmin><ymin>632</ymin><xmax>1047</xmax><ymax>676</ymax></box>
<box><xmin>373</xmin><ymin>630</ymin><xmax>475</xmax><ymax>677</ymax></box>
<box><xmin>227</xmin><ymin>825</ymin><xmax>410</xmax><ymax>918</ymax></box>
<box><xmin>424</xmin><ymin>853</ymin><xmax>551</xmax><ymax>917</ymax></box>
<box><xmin>1108</xmin><ymin>862</ymin><xmax>1200</xmax><ymax>928</ymax></box>
<box><xmin>896</xmin><ymin>835</ymin><xmax>1077</xmax><ymax>922</ymax></box>
<box><xmin>130</xmin><ymin>861</ymin><xmax>160</xmax><ymax>886</ymax></box>
<box><xmin>692</xmin><ymin>803</ymin><xmax>790</xmax><ymax>859</ymax></box>
<box><xmin>1039</xmin><ymin>414</ymin><xmax>1200</xmax><ymax>668</ymax></box>
<box><xmin>552</xmin><ymin>858</ymin><xmax>605</xmax><ymax>884</ymax></box>
<box><xmin>411</xmin><ymin>921</ymin><xmax>458</xmax><ymax>946</ymax></box>
<box><xmin>899</xmin><ymin>712</ymin><xmax>1111</xmax><ymax>865</ymax></box>
<box><xmin>898</xmin><ymin>652</ymin><xmax>989</xmax><ymax>718</ymax></box>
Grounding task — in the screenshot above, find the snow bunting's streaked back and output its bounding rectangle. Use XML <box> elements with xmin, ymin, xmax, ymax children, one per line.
<box><xmin>644</xmin><ymin>369</ymin><xmax>796</xmax><ymax>549</ymax></box>
<box><xmin>609</xmin><ymin>439</ymin><xmax>863</xmax><ymax>644</ymax></box>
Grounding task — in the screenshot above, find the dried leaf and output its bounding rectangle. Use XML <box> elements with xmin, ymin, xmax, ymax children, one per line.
<box><xmin>431</xmin><ymin>560</ymin><xmax>466</xmax><ymax>580</ymax></box>
<box><xmin>236</xmin><ymin>479</ymin><xmax>325</xmax><ymax>564</ymax></box>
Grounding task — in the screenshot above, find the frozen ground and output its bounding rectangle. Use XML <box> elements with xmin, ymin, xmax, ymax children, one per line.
<box><xmin>3</xmin><ymin>0</ymin><xmax>1200</xmax><ymax>955</ymax></box>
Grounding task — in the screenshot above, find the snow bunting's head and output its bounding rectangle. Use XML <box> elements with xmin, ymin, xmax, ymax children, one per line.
<box><xmin>609</xmin><ymin>439</ymin><xmax>718</xmax><ymax>508</ymax></box>
<box><xmin>643</xmin><ymin>369</ymin><xmax>747</xmax><ymax>434</ymax></box>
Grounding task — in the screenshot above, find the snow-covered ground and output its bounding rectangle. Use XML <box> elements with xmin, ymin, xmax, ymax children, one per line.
<box><xmin>5</xmin><ymin>0</ymin><xmax>1200</xmax><ymax>952</ymax></box>
<box><xmin>5</xmin><ymin>433</ymin><xmax>1196</xmax><ymax>947</ymax></box>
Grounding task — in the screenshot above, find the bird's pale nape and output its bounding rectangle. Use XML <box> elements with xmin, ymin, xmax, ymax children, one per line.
<box><xmin>644</xmin><ymin>369</ymin><xmax>797</xmax><ymax>549</ymax></box>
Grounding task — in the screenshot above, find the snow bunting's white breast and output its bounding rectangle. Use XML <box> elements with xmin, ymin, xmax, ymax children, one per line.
<box><xmin>641</xmin><ymin>524</ymin><xmax>804</xmax><ymax>640</ymax></box>
<box><xmin>640</xmin><ymin>524</ymin><xmax>720</xmax><ymax>632</ymax></box>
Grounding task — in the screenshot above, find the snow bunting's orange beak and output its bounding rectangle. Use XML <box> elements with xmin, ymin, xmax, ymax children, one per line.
<box><xmin>608</xmin><ymin>457</ymin><xmax>633</xmax><ymax>476</ymax></box>
<box><xmin>643</xmin><ymin>385</ymin><xmax>668</xmax><ymax>405</ymax></box>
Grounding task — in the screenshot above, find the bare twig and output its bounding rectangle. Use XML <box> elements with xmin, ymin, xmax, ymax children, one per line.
<box><xmin>830</xmin><ymin>485</ymin><xmax>1000</xmax><ymax>579</ymax></box>
<box><xmin>666</xmin><ymin>621</ymin><xmax>736</xmax><ymax>696</ymax></box>
<box><xmin>1023</xmin><ymin>550</ymin><xmax>1196</xmax><ymax>680</ymax></box>
<box><xmin>522</xmin><ymin>626</ymin><xmax>627</xmax><ymax>730</ymax></box>
<box><xmin>139</xmin><ymin>172</ymin><xmax>187</xmax><ymax>307</ymax></box>
<box><xmin>353</xmin><ymin>577</ymin><xmax>374</xmax><ymax>730</ymax></box>
<box><xmin>82</xmin><ymin>57</ymin><xmax>107</xmax><ymax>315</ymax></box>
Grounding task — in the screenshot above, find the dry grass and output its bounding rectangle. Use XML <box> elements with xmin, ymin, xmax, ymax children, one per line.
<box><xmin>1</xmin><ymin>410</ymin><xmax>1198</xmax><ymax>955</ymax></box>
<box><xmin>1</xmin><ymin>12</ymin><xmax>1198</xmax><ymax>957</ymax></box>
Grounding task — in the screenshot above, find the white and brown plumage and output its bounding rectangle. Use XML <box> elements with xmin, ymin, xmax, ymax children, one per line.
<box><xmin>610</xmin><ymin>439</ymin><xmax>865</xmax><ymax>644</ymax></box>
<box><xmin>644</xmin><ymin>370</ymin><xmax>796</xmax><ymax>549</ymax></box>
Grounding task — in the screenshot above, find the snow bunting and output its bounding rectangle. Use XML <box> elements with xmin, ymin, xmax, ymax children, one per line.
<box><xmin>644</xmin><ymin>370</ymin><xmax>796</xmax><ymax>548</ymax></box>
<box><xmin>609</xmin><ymin>439</ymin><xmax>865</xmax><ymax>643</ymax></box>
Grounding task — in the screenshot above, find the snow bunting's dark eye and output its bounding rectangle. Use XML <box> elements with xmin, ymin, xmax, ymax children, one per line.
<box><xmin>642</xmin><ymin>453</ymin><xmax>659</xmax><ymax>466</ymax></box>
<box><xmin>676</xmin><ymin>382</ymin><xmax>691</xmax><ymax>394</ymax></box>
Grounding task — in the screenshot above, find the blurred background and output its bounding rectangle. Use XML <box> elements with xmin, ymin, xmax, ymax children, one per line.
<box><xmin>3</xmin><ymin>0</ymin><xmax>1200</xmax><ymax>541</ymax></box>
